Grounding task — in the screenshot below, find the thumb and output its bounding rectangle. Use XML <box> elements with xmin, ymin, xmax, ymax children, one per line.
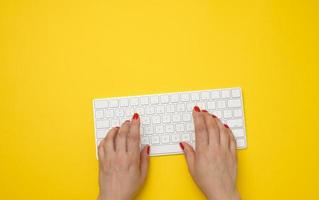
<box><xmin>180</xmin><ymin>142</ymin><xmax>195</xmax><ymax>174</ymax></box>
<box><xmin>140</xmin><ymin>145</ymin><xmax>150</xmax><ymax>180</ymax></box>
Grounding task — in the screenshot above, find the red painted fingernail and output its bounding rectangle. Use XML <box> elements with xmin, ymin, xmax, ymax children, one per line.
<box><xmin>179</xmin><ymin>142</ymin><xmax>184</xmax><ymax>150</ymax></box>
<box><xmin>202</xmin><ymin>110</ymin><xmax>208</xmax><ymax>112</ymax></box>
<box><xmin>132</xmin><ymin>113</ymin><xmax>139</xmax><ymax>120</ymax></box>
<box><xmin>194</xmin><ymin>106</ymin><xmax>200</xmax><ymax>112</ymax></box>
<box><xmin>211</xmin><ymin>114</ymin><xmax>217</xmax><ymax>118</ymax></box>
<box><xmin>224</xmin><ymin>124</ymin><xmax>229</xmax><ymax>128</ymax></box>
<box><xmin>147</xmin><ymin>145</ymin><xmax>150</xmax><ymax>155</ymax></box>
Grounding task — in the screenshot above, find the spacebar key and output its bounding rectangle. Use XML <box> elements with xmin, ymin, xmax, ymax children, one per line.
<box><xmin>150</xmin><ymin>144</ymin><xmax>182</xmax><ymax>156</ymax></box>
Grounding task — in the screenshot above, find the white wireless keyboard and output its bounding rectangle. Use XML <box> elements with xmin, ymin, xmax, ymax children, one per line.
<box><xmin>93</xmin><ymin>87</ymin><xmax>247</xmax><ymax>157</ymax></box>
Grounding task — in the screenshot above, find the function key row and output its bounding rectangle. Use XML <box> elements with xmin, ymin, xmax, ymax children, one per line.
<box><xmin>94</xmin><ymin>89</ymin><xmax>241</xmax><ymax>108</ymax></box>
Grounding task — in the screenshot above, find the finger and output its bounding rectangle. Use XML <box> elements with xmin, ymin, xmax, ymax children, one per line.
<box><xmin>180</xmin><ymin>142</ymin><xmax>195</xmax><ymax>175</ymax></box>
<box><xmin>128</xmin><ymin>113</ymin><xmax>141</xmax><ymax>155</ymax></box>
<box><xmin>140</xmin><ymin>145</ymin><xmax>150</xmax><ymax>181</ymax></box>
<box><xmin>98</xmin><ymin>139</ymin><xmax>105</xmax><ymax>161</ymax></box>
<box><xmin>192</xmin><ymin>106</ymin><xmax>209</xmax><ymax>151</ymax></box>
<box><xmin>115</xmin><ymin>121</ymin><xmax>130</xmax><ymax>152</ymax></box>
<box><xmin>228</xmin><ymin>126</ymin><xmax>237</xmax><ymax>154</ymax></box>
<box><xmin>215</xmin><ymin>119</ymin><xmax>230</xmax><ymax>149</ymax></box>
<box><xmin>103</xmin><ymin>127</ymin><xmax>118</xmax><ymax>153</ymax></box>
<box><xmin>201</xmin><ymin>110</ymin><xmax>220</xmax><ymax>147</ymax></box>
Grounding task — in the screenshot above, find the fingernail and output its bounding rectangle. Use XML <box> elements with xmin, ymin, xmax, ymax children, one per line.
<box><xmin>132</xmin><ymin>113</ymin><xmax>139</xmax><ymax>120</ymax></box>
<box><xmin>115</xmin><ymin>126</ymin><xmax>120</xmax><ymax>129</ymax></box>
<box><xmin>202</xmin><ymin>110</ymin><xmax>208</xmax><ymax>112</ymax></box>
<box><xmin>193</xmin><ymin>106</ymin><xmax>200</xmax><ymax>112</ymax></box>
<box><xmin>147</xmin><ymin>145</ymin><xmax>150</xmax><ymax>155</ymax></box>
<box><xmin>224</xmin><ymin>124</ymin><xmax>229</xmax><ymax>129</ymax></box>
<box><xmin>211</xmin><ymin>114</ymin><xmax>217</xmax><ymax>118</ymax></box>
<box><xmin>179</xmin><ymin>142</ymin><xmax>184</xmax><ymax>150</ymax></box>
<box><xmin>125</xmin><ymin>120</ymin><xmax>130</xmax><ymax>123</ymax></box>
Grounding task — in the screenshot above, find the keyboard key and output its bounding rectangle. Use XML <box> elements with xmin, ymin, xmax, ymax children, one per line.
<box><xmin>233</xmin><ymin>109</ymin><xmax>243</xmax><ymax>117</ymax></box>
<box><xmin>186</xmin><ymin>102</ymin><xmax>196</xmax><ymax>111</ymax></box>
<box><xmin>176</xmin><ymin>103</ymin><xmax>185</xmax><ymax>112</ymax></box>
<box><xmin>221</xmin><ymin>90</ymin><xmax>230</xmax><ymax>98</ymax></box>
<box><xmin>180</xmin><ymin>93</ymin><xmax>189</xmax><ymax>101</ymax></box>
<box><xmin>232</xmin><ymin>129</ymin><xmax>244</xmax><ymax>137</ymax></box>
<box><xmin>161</xmin><ymin>135</ymin><xmax>170</xmax><ymax>144</ymax></box>
<box><xmin>172</xmin><ymin>114</ymin><xmax>181</xmax><ymax>122</ymax></box>
<box><xmin>186</xmin><ymin>123</ymin><xmax>194</xmax><ymax>131</ymax></box>
<box><xmin>95</xmin><ymin>100</ymin><xmax>108</xmax><ymax>108</ymax></box>
<box><xmin>223</xmin><ymin>110</ymin><xmax>232</xmax><ymax>118</ymax></box>
<box><xmin>95</xmin><ymin>110</ymin><xmax>104</xmax><ymax>119</ymax></box>
<box><xmin>207</xmin><ymin>101</ymin><xmax>216</xmax><ymax>109</ymax></box>
<box><xmin>105</xmin><ymin>110</ymin><xmax>114</xmax><ymax>118</ymax></box>
<box><xmin>227</xmin><ymin>119</ymin><xmax>243</xmax><ymax>128</ymax></box>
<box><xmin>217</xmin><ymin>100</ymin><xmax>226</xmax><ymax>109</ymax></box>
<box><xmin>136</xmin><ymin>107</ymin><xmax>144</xmax><ymax>115</ymax></box>
<box><xmin>213</xmin><ymin>110</ymin><xmax>222</xmax><ymax>118</ymax></box>
<box><xmin>170</xmin><ymin>94</ymin><xmax>179</xmax><ymax>102</ymax></box>
<box><xmin>130</xmin><ymin>98</ymin><xmax>139</xmax><ymax>106</ymax></box>
<box><xmin>152</xmin><ymin>116</ymin><xmax>161</xmax><ymax>124</ymax></box>
<box><xmin>162</xmin><ymin>114</ymin><xmax>171</xmax><ymax>123</ymax></box>
<box><xmin>119</xmin><ymin>99</ymin><xmax>129</xmax><ymax>107</ymax></box>
<box><xmin>150</xmin><ymin>96</ymin><xmax>159</xmax><ymax>104</ymax></box>
<box><xmin>151</xmin><ymin>136</ymin><xmax>160</xmax><ymax>144</ymax></box>
<box><xmin>182</xmin><ymin>113</ymin><xmax>191</xmax><ymax>121</ymax></box>
<box><xmin>228</xmin><ymin>99</ymin><xmax>241</xmax><ymax>108</ymax></box>
<box><xmin>114</xmin><ymin>108</ymin><xmax>124</xmax><ymax>117</ymax></box>
<box><xmin>96</xmin><ymin>120</ymin><xmax>109</xmax><ymax>128</ymax></box>
<box><xmin>110</xmin><ymin>119</ymin><xmax>119</xmax><ymax>127</ymax></box>
<box><xmin>236</xmin><ymin>138</ymin><xmax>246</xmax><ymax>148</ymax></box>
<box><xmin>141</xmin><ymin>136</ymin><xmax>150</xmax><ymax>144</ymax></box>
<box><xmin>141</xmin><ymin>116</ymin><xmax>151</xmax><ymax>124</ymax></box>
<box><xmin>156</xmin><ymin>105</ymin><xmax>165</xmax><ymax>114</ymax></box>
<box><xmin>211</xmin><ymin>91</ymin><xmax>220</xmax><ymax>99</ymax></box>
<box><xmin>140</xmin><ymin>97</ymin><xmax>149</xmax><ymax>105</ymax></box>
<box><xmin>231</xmin><ymin>89</ymin><xmax>241</xmax><ymax>97</ymax></box>
<box><xmin>109</xmin><ymin>99</ymin><xmax>118</xmax><ymax>107</ymax></box>
<box><xmin>124</xmin><ymin>108</ymin><xmax>134</xmax><ymax>116</ymax></box>
<box><xmin>144</xmin><ymin>126</ymin><xmax>153</xmax><ymax>135</ymax></box>
<box><xmin>96</xmin><ymin>129</ymin><xmax>106</xmax><ymax>138</ymax></box>
<box><xmin>176</xmin><ymin>124</ymin><xmax>184</xmax><ymax>131</ymax></box>
<box><xmin>197</xmin><ymin>102</ymin><xmax>206</xmax><ymax>109</ymax></box>
<box><xmin>160</xmin><ymin>95</ymin><xmax>169</xmax><ymax>103</ymax></box>
<box><xmin>150</xmin><ymin>144</ymin><xmax>181</xmax><ymax>154</ymax></box>
<box><xmin>145</xmin><ymin>106</ymin><xmax>155</xmax><ymax>114</ymax></box>
<box><xmin>201</xmin><ymin>91</ymin><xmax>210</xmax><ymax>100</ymax></box>
<box><xmin>171</xmin><ymin>134</ymin><xmax>180</xmax><ymax>142</ymax></box>
<box><xmin>166</xmin><ymin>104</ymin><xmax>175</xmax><ymax>113</ymax></box>
<box><xmin>165</xmin><ymin>124</ymin><xmax>174</xmax><ymax>133</ymax></box>
<box><xmin>191</xmin><ymin>93</ymin><xmax>200</xmax><ymax>101</ymax></box>
<box><xmin>181</xmin><ymin>134</ymin><xmax>191</xmax><ymax>142</ymax></box>
<box><xmin>155</xmin><ymin>125</ymin><xmax>164</xmax><ymax>134</ymax></box>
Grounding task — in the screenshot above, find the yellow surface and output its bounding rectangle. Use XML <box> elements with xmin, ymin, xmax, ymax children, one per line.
<box><xmin>1</xmin><ymin>0</ymin><xmax>318</xmax><ymax>199</ymax></box>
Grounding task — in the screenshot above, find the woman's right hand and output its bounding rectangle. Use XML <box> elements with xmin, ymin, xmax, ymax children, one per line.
<box><xmin>180</xmin><ymin>106</ymin><xmax>240</xmax><ymax>200</ymax></box>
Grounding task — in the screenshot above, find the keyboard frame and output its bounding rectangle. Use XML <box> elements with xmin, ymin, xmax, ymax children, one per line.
<box><xmin>93</xmin><ymin>87</ymin><xmax>247</xmax><ymax>158</ymax></box>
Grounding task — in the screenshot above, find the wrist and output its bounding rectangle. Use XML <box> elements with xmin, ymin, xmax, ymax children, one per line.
<box><xmin>207</xmin><ymin>190</ymin><xmax>240</xmax><ymax>200</ymax></box>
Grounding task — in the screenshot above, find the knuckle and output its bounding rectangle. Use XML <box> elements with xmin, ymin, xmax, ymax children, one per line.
<box><xmin>195</xmin><ymin>124</ymin><xmax>206</xmax><ymax>133</ymax></box>
<box><xmin>129</xmin><ymin>133</ymin><xmax>140</xmax><ymax>141</ymax></box>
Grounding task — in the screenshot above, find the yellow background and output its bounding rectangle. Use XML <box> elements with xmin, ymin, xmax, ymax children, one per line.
<box><xmin>1</xmin><ymin>0</ymin><xmax>318</xmax><ymax>199</ymax></box>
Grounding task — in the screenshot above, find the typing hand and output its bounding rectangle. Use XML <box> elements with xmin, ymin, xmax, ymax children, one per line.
<box><xmin>98</xmin><ymin>113</ymin><xmax>150</xmax><ymax>200</ymax></box>
<box><xmin>180</xmin><ymin>106</ymin><xmax>240</xmax><ymax>200</ymax></box>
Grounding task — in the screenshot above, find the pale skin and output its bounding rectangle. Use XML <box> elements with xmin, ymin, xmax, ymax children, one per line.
<box><xmin>98</xmin><ymin>106</ymin><xmax>240</xmax><ymax>200</ymax></box>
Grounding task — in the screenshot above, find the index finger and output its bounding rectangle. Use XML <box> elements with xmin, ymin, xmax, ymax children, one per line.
<box><xmin>192</xmin><ymin>106</ymin><xmax>209</xmax><ymax>151</ymax></box>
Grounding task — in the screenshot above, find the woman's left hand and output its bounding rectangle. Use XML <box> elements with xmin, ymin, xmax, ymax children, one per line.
<box><xmin>98</xmin><ymin>113</ymin><xmax>150</xmax><ymax>200</ymax></box>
